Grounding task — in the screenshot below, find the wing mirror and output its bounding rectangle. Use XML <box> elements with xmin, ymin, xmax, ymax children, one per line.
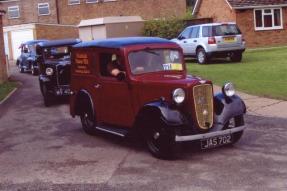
<box><xmin>178</xmin><ymin>36</ymin><xmax>185</xmax><ymax>40</ymax></box>
<box><xmin>116</xmin><ymin>72</ymin><xmax>126</xmax><ymax>81</ymax></box>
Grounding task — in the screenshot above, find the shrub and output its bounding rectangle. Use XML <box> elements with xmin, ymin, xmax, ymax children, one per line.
<box><xmin>142</xmin><ymin>19</ymin><xmax>186</xmax><ymax>39</ymax></box>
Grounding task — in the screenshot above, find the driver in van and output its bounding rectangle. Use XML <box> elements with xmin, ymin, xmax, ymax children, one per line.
<box><xmin>107</xmin><ymin>54</ymin><xmax>124</xmax><ymax>77</ymax></box>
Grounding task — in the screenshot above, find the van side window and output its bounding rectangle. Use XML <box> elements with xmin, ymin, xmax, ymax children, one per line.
<box><xmin>99</xmin><ymin>53</ymin><xmax>124</xmax><ymax>77</ymax></box>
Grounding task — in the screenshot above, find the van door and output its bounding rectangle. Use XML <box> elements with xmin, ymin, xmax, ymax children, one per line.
<box><xmin>96</xmin><ymin>52</ymin><xmax>135</xmax><ymax>127</ymax></box>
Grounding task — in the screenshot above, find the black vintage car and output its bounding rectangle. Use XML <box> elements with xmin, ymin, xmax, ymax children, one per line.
<box><xmin>16</xmin><ymin>40</ymin><xmax>48</xmax><ymax>75</ymax></box>
<box><xmin>36</xmin><ymin>39</ymin><xmax>81</xmax><ymax>107</ymax></box>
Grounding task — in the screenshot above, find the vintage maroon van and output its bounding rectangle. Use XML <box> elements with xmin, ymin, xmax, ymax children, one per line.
<box><xmin>70</xmin><ymin>37</ymin><xmax>246</xmax><ymax>159</ymax></box>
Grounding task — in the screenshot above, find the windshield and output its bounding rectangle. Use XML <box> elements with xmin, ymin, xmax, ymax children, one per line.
<box><xmin>128</xmin><ymin>49</ymin><xmax>183</xmax><ymax>75</ymax></box>
<box><xmin>43</xmin><ymin>46</ymin><xmax>70</xmax><ymax>60</ymax></box>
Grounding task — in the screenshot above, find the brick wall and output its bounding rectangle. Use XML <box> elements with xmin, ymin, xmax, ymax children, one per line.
<box><xmin>236</xmin><ymin>9</ymin><xmax>287</xmax><ymax>48</ymax></box>
<box><xmin>58</xmin><ymin>0</ymin><xmax>187</xmax><ymax>25</ymax></box>
<box><xmin>35</xmin><ymin>24</ymin><xmax>79</xmax><ymax>40</ymax></box>
<box><xmin>0</xmin><ymin>13</ymin><xmax>8</xmax><ymax>83</ymax></box>
<box><xmin>0</xmin><ymin>0</ymin><xmax>58</xmax><ymax>26</ymax></box>
<box><xmin>197</xmin><ymin>0</ymin><xmax>236</xmax><ymax>22</ymax></box>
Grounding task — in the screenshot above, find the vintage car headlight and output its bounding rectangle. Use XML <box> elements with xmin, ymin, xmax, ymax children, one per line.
<box><xmin>222</xmin><ymin>82</ymin><xmax>235</xmax><ymax>97</ymax></box>
<box><xmin>46</xmin><ymin>68</ymin><xmax>54</xmax><ymax>76</ymax></box>
<box><xmin>172</xmin><ymin>88</ymin><xmax>185</xmax><ymax>104</ymax></box>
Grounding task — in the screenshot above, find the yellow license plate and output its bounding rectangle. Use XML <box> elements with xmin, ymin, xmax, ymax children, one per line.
<box><xmin>223</xmin><ymin>37</ymin><xmax>235</xmax><ymax>43</ymax></box>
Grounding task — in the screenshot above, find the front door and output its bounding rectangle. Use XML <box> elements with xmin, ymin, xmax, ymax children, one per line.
<box><xmin>97</xmin><ymin>52</ymin><xmax>135</xmax><ymax>127</ymax></box>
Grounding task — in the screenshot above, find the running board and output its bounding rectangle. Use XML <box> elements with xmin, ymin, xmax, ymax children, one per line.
<box><xmin>96</xmin><ymin>126</ymin><xmax>129</xmax><ymax>137</ymax></box>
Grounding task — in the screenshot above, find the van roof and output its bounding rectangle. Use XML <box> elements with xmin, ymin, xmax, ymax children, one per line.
<box><xmin>73</xmin><ymin>37</ymin><xmax>176</xmax><ymax>49</ymax></box>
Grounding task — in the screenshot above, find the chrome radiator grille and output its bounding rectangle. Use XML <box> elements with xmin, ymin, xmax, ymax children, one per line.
<box><xmin>193</xmin><ymin>84</ymin><xmax>214</xmax><ymax>130</ymax></box>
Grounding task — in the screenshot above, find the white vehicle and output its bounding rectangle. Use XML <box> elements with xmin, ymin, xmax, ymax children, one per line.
<box><xmin>172</xmin><ymin>22</ymin><xmax>246</xmax><ymax>64</ymax></box>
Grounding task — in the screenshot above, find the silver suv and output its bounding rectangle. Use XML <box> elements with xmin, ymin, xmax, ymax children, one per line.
<box><xmin>172</xmin><ymin>22</ymin><xmax>246</xmax><ymax>64</ymax></box>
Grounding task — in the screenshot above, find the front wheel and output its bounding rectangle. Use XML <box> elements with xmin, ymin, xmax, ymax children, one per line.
<box><xmin>19</xmin><ymin>66</ymin><xmax>24</xmax><ymax>73</ymax></box>
<box><xmin>196</xmin><ymin>48</ymin><xmax>209</xmax><ymax>64</ymax></box>
<box><xmin>41</xmin><ymin>84</ymin><xmax>53</xmax><ymax>107</ymax></box>
<box><xmin>145</xmin><ymin>124</ymin><xmax>178</xmax><ymax>159</ymax></box>
<box><xmin>232</xmin><ymin>131</ymin><xmax>244</xmax><ymax>144</ymax></box>
<box><xmin>31</xmin><ymin>65</ymin><xmax>38</xmax><ymax>76</ymax></box>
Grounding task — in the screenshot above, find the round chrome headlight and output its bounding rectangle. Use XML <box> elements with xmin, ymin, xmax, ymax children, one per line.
<box><xmin>46</xmin><ymin>68</ymin><xmax>54</xmax><ymax>76</ymax></box>
<box><xmin>172</xmin><ymin>88</ymin><xmax>185</xmax><ymax>104</ymax></box>
<box><xmin>222</xmin><ymin>82</ymin><xmax>235</xmax><ymax>97</ymax></box>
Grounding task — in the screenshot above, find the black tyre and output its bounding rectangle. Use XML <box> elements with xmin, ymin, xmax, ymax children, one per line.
<box><xmin>19</xmin><ymin>67</ymin><xmax>24</xmax><ymax>73</ymax></box>
<box><xmin>232</xmin><ymin>131</ymin><xmax>244</xmax><ymax>144</ymax></box>
<box><xmin>196</xmin><ymin>48</ymin><xmax>209</xmax><ymax>64</ymax></box>
<box><xmin>41</xmin><ymin>84</ymin><xmax>53</xmax><ymax>107</ymax></box>
<box><xmin>145</xmin><ymin>123</ymin><xmax>178</xmax><ymax>159</ymax></box>
<box><xmin>31</xmin><ymin>65</ymin><xmax>38</xmax><ymax>76</ymax></box>
<box><xmin>230</xmin><ymin>53</ymin><xmax>242</xmax><ymax>62</ymax></box>
<box><xmin>80</xmin><ymin>102</ymin><xmax>97</xmax><ymax>135</ymax></box>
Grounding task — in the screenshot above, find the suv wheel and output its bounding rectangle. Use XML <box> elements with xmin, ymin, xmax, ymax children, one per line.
<box><xmin>80</xmin><ymin>101</ymin><xmax>97</xmax><ymax>135</ymax></box>
<box><xmin>230</xmin><ymin>53</ymin><xmax>242</xmax><ymax>62</ymax></box>
<box><xmin>196</xmin><ymin>48</ymin><xmax>209</xmax><ymax>64</ymax></box>
<box><xmin>145</xmin><ymin>123</ymin><xmax>178</xmax><ymax>159</ymax></box>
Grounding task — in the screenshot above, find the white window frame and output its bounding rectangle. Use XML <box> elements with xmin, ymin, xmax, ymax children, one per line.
<box><xmin>38</xmin><ymin>3</ymin><xmax>50</xmax><ymax>16</ymax></box>
<box><xmin>68</xmin><ymin>0</ymin><xmax>81</xmax><ymax>5</ymax></box>
<box><xmin>85</xmin><ymin>0</ymin><xmax>116</xmax><ymax>3</ymax></box>
<box><xmin>8</xmin><ymin>6</ymin><xmax>20</xmax><ymax>19</ymax></box>
<box><xmin>254</xmin><ymin>8</ymin><xmax>283</xmax><ymax>31</ymax></box>
<box><xmin>86</xmin><ymin>0</ymin><xmax>99</xmax><ymax>3</ymax></box>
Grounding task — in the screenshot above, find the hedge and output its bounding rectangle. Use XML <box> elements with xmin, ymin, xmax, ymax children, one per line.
<box><xmin>142</xmin><ymin>19</ymin><xmax>186</xmax><ymax>40</ymax></box>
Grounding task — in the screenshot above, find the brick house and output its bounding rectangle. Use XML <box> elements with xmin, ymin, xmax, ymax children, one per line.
<box><xmin>1</xmin><ymin>0</ymin><xmax>186</xmax><ymax>60</ymax></box>
<box><xmin>193</xmin><ymin>0</ymin><xmax>287</xmax><ymax>47</ymax></box>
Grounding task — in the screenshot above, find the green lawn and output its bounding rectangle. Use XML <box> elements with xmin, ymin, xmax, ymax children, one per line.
<box><xmin>187</xmin><ymin>47</ymin><xmax>287</xmax><ymax>100</ymax></box>
<box><xmin>0</xmin><ymin>81</ymin><xmax>17</xmax><ymax>102</ymax></box>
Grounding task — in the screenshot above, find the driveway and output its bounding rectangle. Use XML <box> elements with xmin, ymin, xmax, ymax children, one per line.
<box><xmin>0</xmin><ymin>70</ymin><xmax>287</xmax><ymax>191</ymax></box>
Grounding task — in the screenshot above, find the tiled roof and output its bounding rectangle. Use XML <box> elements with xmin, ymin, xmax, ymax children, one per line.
<box><xmin>227</xmin><ymin>0</ymin><xmax>287</xmax><ymax>8</ymax></box>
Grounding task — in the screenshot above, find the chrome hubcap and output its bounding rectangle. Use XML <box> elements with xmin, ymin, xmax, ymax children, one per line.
<box><xmin>153</xmin><ymin>132</ymin><xmax>160</xmax><ymax>140</ymax></box>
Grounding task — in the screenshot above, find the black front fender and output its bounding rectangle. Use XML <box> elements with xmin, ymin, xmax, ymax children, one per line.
<box><xmin>135</xmin><ymin>101</ymin><xmax>186</xmax><ymax>127</ymax></box>
<box><xmin>214</xmin><ymin>93</ymin><xmax>246</xmax><ymax>130</ymax></box>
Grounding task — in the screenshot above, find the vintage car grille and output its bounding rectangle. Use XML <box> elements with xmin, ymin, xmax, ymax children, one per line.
<box><xmin>193</xmin><ymin>84</ymin><xmax>214</xmax><ymax>130</ymax></box>
<box><xmin>56</xmin><ymin>64</ymin><xmax>71</xmax><ymax>85</ymax></box>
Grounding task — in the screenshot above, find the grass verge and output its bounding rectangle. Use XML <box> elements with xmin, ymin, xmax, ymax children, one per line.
<box><xmin>0</xmin><ymin>81</ymin><xmax>18</xmax><ymax>102</ymax></box>
<box><xmin>187</xmin><ymin>47</ymin><xmax>287</xmax><ymax>100</ymax></box>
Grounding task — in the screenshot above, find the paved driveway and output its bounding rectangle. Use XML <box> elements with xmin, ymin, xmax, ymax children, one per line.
<box><xmin>0</xmin><ymin>71</ymin><xmax>287</xmax><ymax>191</ymax></box>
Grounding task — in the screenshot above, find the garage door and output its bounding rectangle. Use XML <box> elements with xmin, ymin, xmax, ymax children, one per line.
<box><xmin>3</xmin><ymin>32</ymin><xmax>10</xmax><ymax>60</ymax></box>
<box><xmin>11</xmin><ymin>29</ymin><xmax>34</xmax><ymax>60</ymax></box>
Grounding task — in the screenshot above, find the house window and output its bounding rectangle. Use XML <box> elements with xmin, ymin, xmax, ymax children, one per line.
<box><xmin>254</xmin><ymin>8</ymin><xmax>283</xmax><ymax>30</ymax></box>
<box><xmin>69</xmin><ymin>0</ymin><xmax>81</xmax><ymax>5</ymax></box>
<box><xmin>8</xmin><ymin>6</ymin><xmax>20</xmax><ymax>19</ymax></box>
<box><xmin>86</xmin><ymin>0</ymin><xmax>98</xmax><ymax>3</ymax></box>
<box><xmin>38</xmin><ymin>3</ymin><xmax>50</xmax><ymax>16</ymax></box>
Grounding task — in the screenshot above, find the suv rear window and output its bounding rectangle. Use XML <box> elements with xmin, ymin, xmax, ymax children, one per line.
<box><xmin>202</xmin><ymin>24</ymin><xmax>241</xmax><ymax>37</ymax></box>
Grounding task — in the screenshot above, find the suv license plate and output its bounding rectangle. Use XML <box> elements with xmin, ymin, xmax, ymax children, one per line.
<box><xmin>224</xmin><ymin>37</ymin><xmax>235</xmax><ymax>43</ymax></box>
<box><xmin>201</xmin><ymin>134</ymin><xmax>232</xmax><ymax>149</ymax></box>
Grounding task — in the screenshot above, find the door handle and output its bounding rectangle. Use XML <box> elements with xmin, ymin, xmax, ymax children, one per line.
<box><xmin>94</xmin><ymin>84</ymin><xmax>101</xmax><ymax>89</ymax></box>
<box><xmin>193</xmin><ymin>40</ymin><xmax>197</xmax><ymax>42</ymax></box>
<box><xmin>183</xmin><ymin>41</ymin><xmax>187</xmax><ymax>43</ymax></box>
